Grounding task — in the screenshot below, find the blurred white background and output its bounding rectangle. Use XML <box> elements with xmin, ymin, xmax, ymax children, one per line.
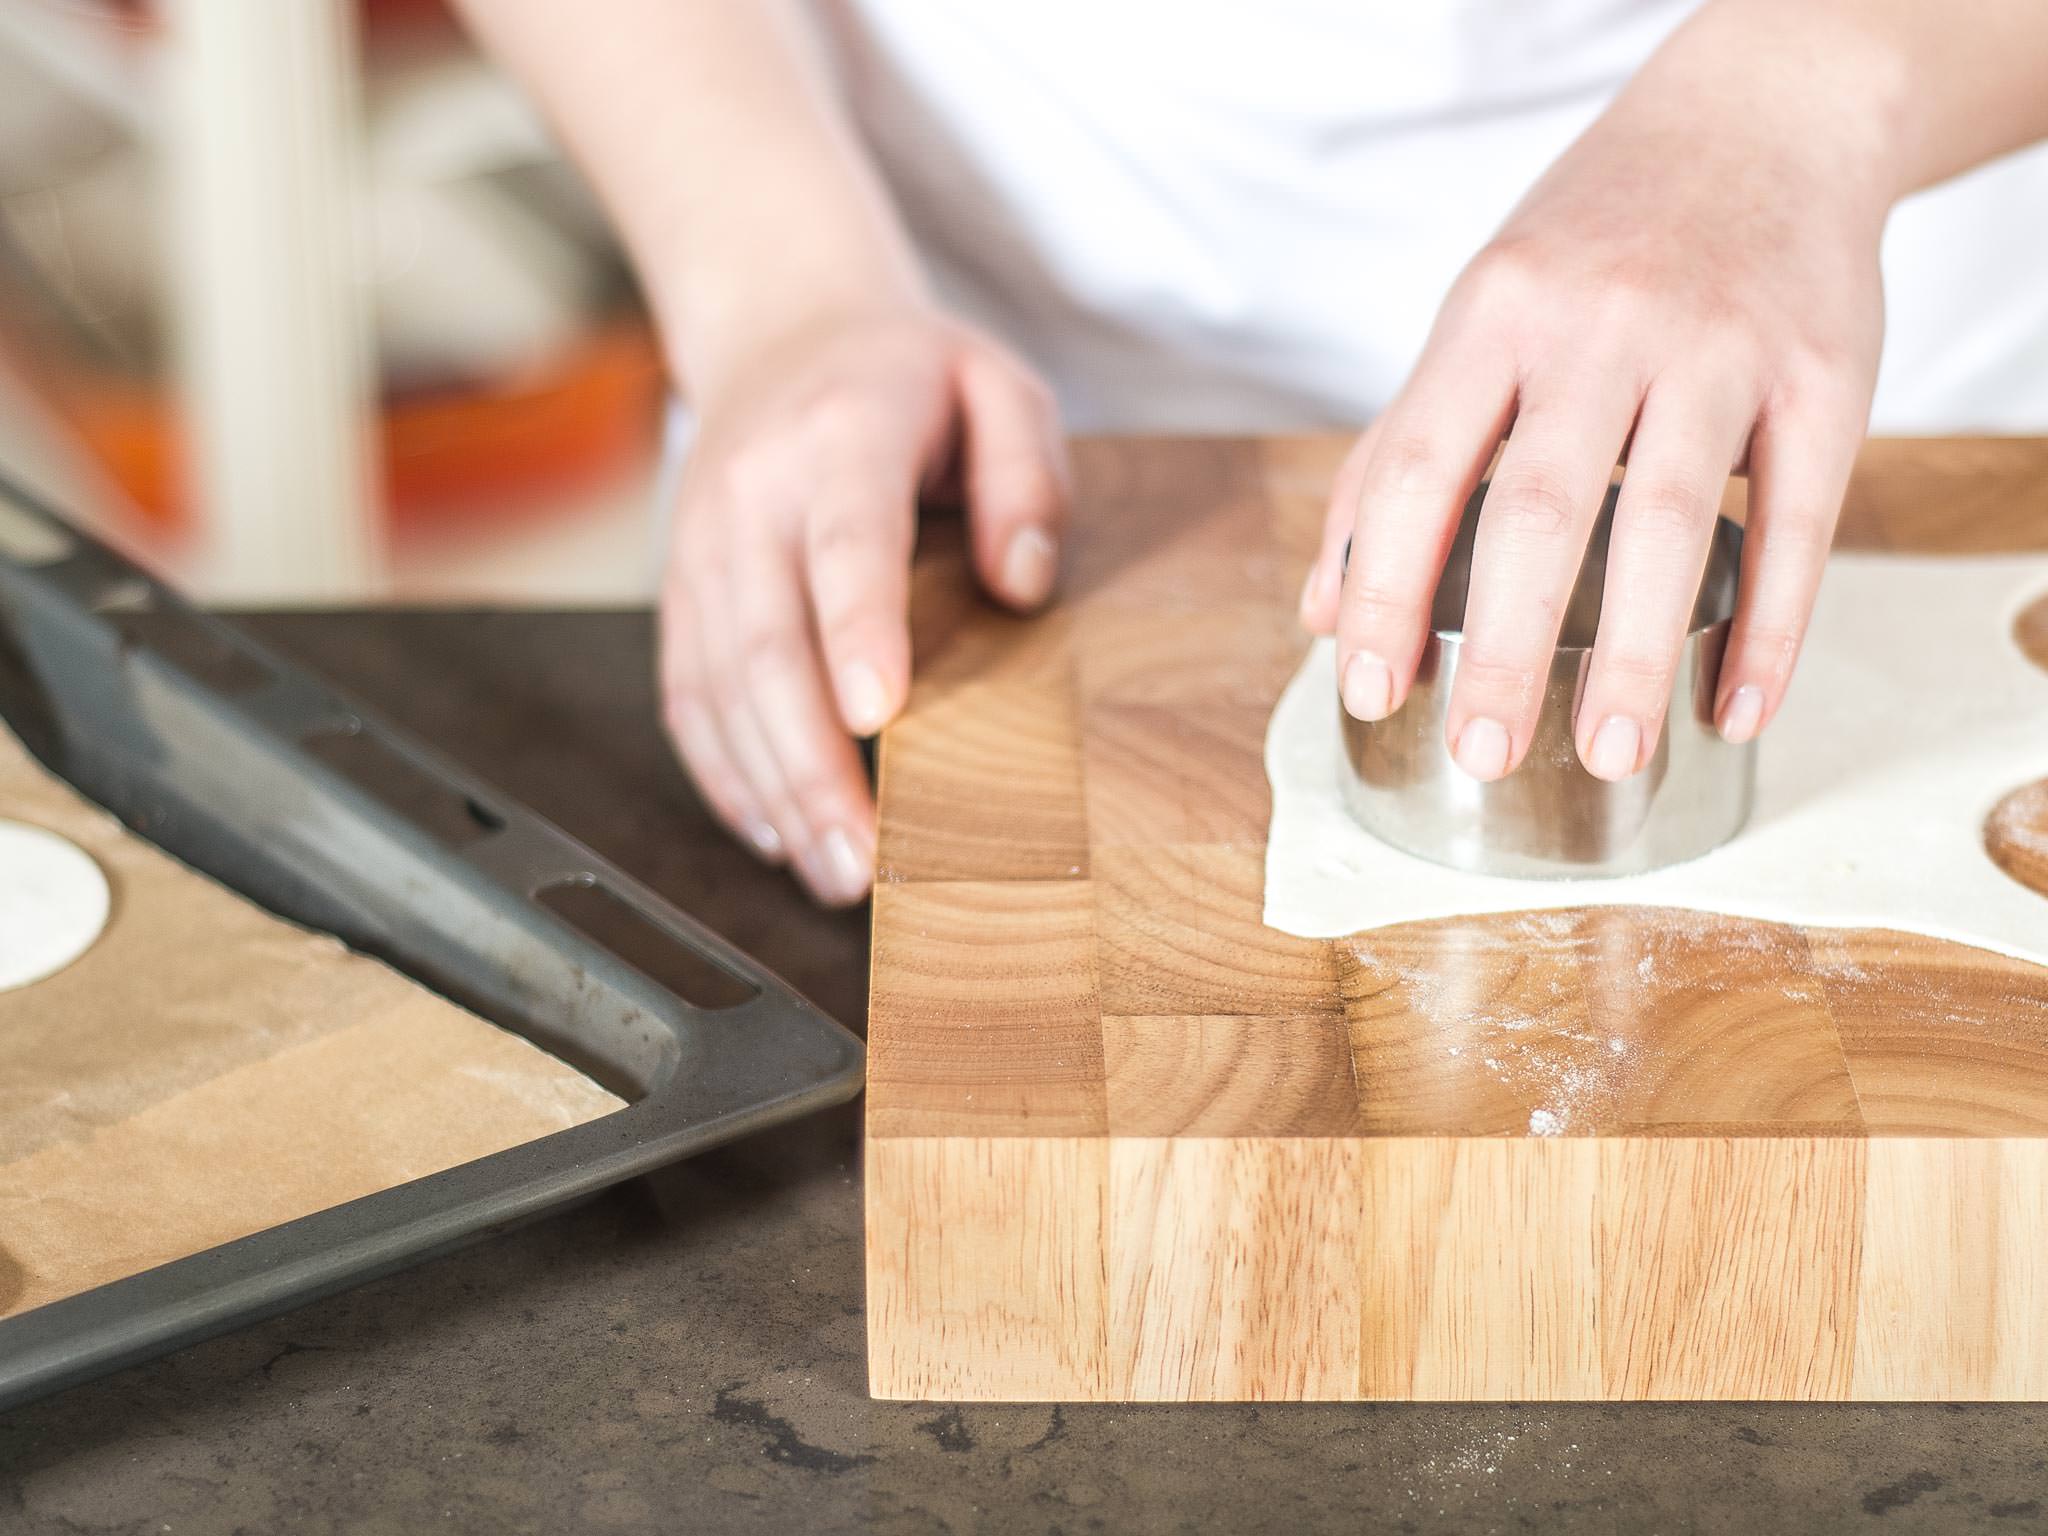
<box><xmin>0</xmin><ymin>0</ymin><xmax>665</xmax><ymax>605</ymax></box>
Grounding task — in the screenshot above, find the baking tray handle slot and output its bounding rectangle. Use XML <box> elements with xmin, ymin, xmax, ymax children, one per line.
<box><xmin>537</xmin><ymin>876</ymin><xmax>759</xmax><ymax>1012</ymax></box>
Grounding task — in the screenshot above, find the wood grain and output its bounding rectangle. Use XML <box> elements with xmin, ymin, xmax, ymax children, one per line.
<box><xmin>868</xmin><ymin>435</ymin><xmax>2048</xmax><ymax>1401</ymax></box>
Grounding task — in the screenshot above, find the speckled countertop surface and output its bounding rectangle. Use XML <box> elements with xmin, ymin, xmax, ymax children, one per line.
<box><xmin>3</xmin><ymin>610</ymin><xmax>2044</xmax><ymax>1535</ymax></box>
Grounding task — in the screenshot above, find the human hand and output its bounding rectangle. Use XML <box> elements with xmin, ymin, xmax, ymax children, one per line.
<box><xmin>1300</xmin><ymin>14</ymin><xmax>1892</xmax><ymax>782</ymax></box>
<box><xmin>660</xmin><ymin>306</ymin><xmax>1068</xmax><ymax>905</ymax></box>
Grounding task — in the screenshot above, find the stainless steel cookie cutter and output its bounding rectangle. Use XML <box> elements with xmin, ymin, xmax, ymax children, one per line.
<box><xmin>1338</xmin><ymin>479</ymin><xmax>1755</xmax><ymax>878</ymax></box>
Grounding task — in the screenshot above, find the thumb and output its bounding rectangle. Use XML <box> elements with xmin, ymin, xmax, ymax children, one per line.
<box><xmin>954</xmin><ymin>345</ymin><xmax>1070</xmax><ymax>611</ymax></box>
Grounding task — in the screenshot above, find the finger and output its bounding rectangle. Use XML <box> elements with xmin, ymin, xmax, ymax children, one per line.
<box><xmin>1575</xmin><ymin>374</ymin><xmax>1757</xmax><ymax>780</ymax></box>
<box><xmin>1446</xmin><ymin>368</ymin><xmax>1640</xmax><ymax>780</ymax></box>
<box><xmin>1300</xmin><ymin>418</ymin><xmax>1379</xmax><ymax>635</ymax></box>
<box><xmin>659</xmin><ymin>570</ymin><xmax>785</xmax><ymax>864</ymax></box>
<box><xmin>804</xmin><ymin>419</ymin><xmax>923</xmax><ymax>738</ymax></box>
<box><xmin>694</xmin><ymin>515</ymin><xmax>821</xmax><ymax>880</ymax></box>
<box><xmin>728</xmin><ymin>522</ymin><xmax>878</xmax><ymax>908</ymax></box>
<box><xmin>956</xmin><ymin>346</ymin><xmax>1070</xmax><ymax>611</ymax></box>
<box><xmin>1713</xmin><ymin>381</ymin><xmax>1864</xmax><ymax>743</ymax></box>
<box><xmin>1336</xmin><ymin>339</ymin><xmax>1516</xmax><ymax>725</ymax></box>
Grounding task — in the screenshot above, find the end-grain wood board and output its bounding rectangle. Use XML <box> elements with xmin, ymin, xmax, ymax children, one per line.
<box><xmin>867</xmin><ymin>435</ymin><xmax>2048</xmax><ymax>1402</ymax></box>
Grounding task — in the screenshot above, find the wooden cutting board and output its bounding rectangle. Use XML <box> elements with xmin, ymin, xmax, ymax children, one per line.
<box><xmin>866</xmin><ymin>435</ymin><xmax>2048</xmax><ymax>1402</ymax></box>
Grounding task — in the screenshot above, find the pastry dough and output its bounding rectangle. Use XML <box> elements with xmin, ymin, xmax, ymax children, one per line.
<box><xmin>1264</xmin><ymin>553</ymin><xmax>2048</xmax><ymax>968</ymax></box>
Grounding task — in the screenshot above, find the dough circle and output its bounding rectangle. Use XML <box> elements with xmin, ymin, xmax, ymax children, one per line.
<box><xmin>0</xmin><ymin>819</ymin><xmax>111</xmax><ymax>992</ymax></box>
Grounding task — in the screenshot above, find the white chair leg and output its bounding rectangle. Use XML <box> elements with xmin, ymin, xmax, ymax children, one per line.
<box><xmin>161</xmin><ymin>0</ymin><xmax>382</xmax><ymax>602</ymax></box>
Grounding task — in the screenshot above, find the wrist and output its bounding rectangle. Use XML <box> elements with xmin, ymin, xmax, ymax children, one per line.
<box><xmin>655</xmin><ymin>236</ymin><xmax>932</xmax><ymax>410</ymax></box>
<box><xmin>1628</xmin><ymin>0</ymin><xmax>1918</xmax><ymax>217</ymax></box>
<box><xmin>668</xmin><ymin>266</ymin><xmax>935</xmax><ymax>416</ymax></box>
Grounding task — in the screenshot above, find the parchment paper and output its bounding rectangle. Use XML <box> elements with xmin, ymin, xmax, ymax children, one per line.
<box><xmin>0</xmin><ymin>722</ymin><xmax>624</xmax><ymax>1319</ymax></box>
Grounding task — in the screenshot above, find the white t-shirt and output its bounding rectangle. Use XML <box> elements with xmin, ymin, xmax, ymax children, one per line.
<box><xmin>825</xmin><ymin>0</ymin><xmax>2048</xmax><ymax>433</ymax></box>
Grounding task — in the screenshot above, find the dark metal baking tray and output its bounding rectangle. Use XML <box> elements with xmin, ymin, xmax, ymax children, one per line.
<box><xmin>0</xmin><ymin>471</ymin><xmax>864</xmax><ymax>1411</ymax></box>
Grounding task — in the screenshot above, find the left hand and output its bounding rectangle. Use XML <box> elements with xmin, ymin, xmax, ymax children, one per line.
<box><xmin>1300</xmin><ymin>9</ymin><xmax>1891</xmax><ymax>781</ymax></box>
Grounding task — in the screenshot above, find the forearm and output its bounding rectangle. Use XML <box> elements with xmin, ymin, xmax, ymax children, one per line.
<box><xmin>450</xmin><ymin>0</ymin><xmax>926</xmax><ymax>401</ymax></box>
<box><xmin>1651</xmin><ymin>0</ymin><xmax>2048</xmax><ymax>203</ymax></box>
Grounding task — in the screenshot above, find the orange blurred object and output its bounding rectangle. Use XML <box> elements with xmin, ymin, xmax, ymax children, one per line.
<box><xmin>38</xmin><ymin>320</ymin><xmax>665</xmax><ymax>538</ymax></box>
<box><xmin>15</xmin><ymin>0</ymin><xmax>665</xmax><ymax>543</ymax></box>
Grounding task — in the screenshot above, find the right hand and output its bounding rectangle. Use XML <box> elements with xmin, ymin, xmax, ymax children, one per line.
<box><xmin>660</xmin><ymin>305</ymin><xmax>1070</xmax><ymax>906</ymax></box>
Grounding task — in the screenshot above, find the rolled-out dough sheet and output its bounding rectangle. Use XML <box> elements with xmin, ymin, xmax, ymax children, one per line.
<box><xmin>0</xmin><ymin>722</ymin><xmax>624</xmax><ymax>1319</ymax></box>
<box><xmin>1264</xmin><ymin>552</ymin><xmax>2048</xmax><ymax>968</ymax></box>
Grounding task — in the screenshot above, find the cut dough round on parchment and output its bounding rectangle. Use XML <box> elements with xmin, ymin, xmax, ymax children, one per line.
<box><xmin>0</xmin><ymin>819</ymin><xmax>112</xmax><ymax>992</ymax></box>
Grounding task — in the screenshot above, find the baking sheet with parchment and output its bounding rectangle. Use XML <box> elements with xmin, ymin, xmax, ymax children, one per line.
<box><xmin>0</xmin><ymin>722</ymin><xmax>623</xmax><ymax>1319</ymax></box>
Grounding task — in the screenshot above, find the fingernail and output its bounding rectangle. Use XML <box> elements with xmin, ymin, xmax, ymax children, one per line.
<box><xmin>1454</xmin><ymin>717</ymin><xmax>1511</xmax><ymax>780</ymax></box>
<box><xmin>1341</xmin><ymin>651</ymin><xmax>1394</xmax><ymax>721</ymax></box>
<box><xmin>1719</xmin><ymin>684</ymin><xmax>1765</xmax><ymax>744</ymax></box>
<box><xmin>1002</xmin><ymin>527</ymin><xmax>1058</xmax><ymax>607</ymax></box>
<box><xmin>839</xmin><ymin>661</ymin><xmax>891</xmax><ymax>735</ymax></box>
<box><xmin>1586</xmin><ymin>715</ymin><xmax>1641</xmax><ymax>781</ymax></box>
<box><xmin>743</xmin><ymin>819</ymin><xmax>783</xmax><ymax>859</ymax></box>
<box><xmin>812</xmin><ymin>826</ymin><xmax>872</xmax><ymax>906</ymax></box>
